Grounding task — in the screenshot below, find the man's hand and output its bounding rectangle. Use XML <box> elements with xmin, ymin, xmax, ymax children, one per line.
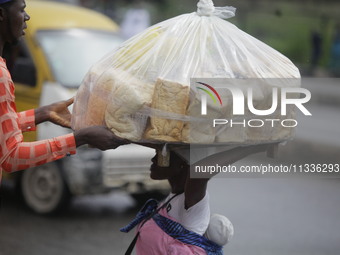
<box><xmin>47</xmin><ymin>98</ymin><xmax>74</xmax><ymax>128</ymax></box>
<box><xmin>35</xmin><ymin>98</ymin><xmax>74</xmax><ymax>128</ymax></box>
<box><xmin>74</xmin><ymin>126</ymin><xmax>130</xmax><ymax>150</ymax></box>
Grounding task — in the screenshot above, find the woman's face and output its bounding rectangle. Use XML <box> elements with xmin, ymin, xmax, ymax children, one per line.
<box><xmin>1</xmin><ymin>0</ymin><xmax>30</xmax><ymax>44</ymax></box>
<box><xmin>150</xmin><ymin>151</ymin><xmax>187</xmax><ymax>180</ymax></box>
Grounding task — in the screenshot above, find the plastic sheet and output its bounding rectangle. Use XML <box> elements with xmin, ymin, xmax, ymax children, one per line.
<box><xmin>72</xmin><ymin>0</ymin><xmax>301</xmax><ymax>146</ymax></box>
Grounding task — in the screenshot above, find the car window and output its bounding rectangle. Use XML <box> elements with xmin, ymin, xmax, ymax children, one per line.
<box><xmin>36</xmin><ymin>29</ymin><xmax>124</xmax><ymax>88</ymax></box>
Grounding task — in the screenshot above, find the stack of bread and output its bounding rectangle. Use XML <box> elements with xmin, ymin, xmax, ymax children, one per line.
<box><xmin>72</xmin><ymin>0</ymin><xmax>300</xmax><ymax>145</ymax></box>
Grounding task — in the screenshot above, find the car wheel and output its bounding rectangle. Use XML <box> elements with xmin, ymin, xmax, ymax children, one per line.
<box><xmin>21</xmin><ymin>162</ymin><xmax>70</xmax><ymax>215</ymax></box>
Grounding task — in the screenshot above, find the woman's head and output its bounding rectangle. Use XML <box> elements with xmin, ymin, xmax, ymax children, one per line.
<box><xmin>150</xmin><ymin>151</ymin><xmax>189</xmax><ymax>181</ymax></box>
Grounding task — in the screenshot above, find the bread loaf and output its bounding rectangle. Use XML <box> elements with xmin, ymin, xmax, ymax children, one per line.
<box><xmin>104</xmin><ymin>69</ymin><xmax>154</xmax><ymax>141</ymax></box>
<box><xmin>144</xmin><ymin>79</ymin><xmax>190</xmax><ymax>142</ymax></box>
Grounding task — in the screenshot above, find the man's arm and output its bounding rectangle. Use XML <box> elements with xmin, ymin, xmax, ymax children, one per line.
<box><xmin>1</xmin><ymin>126</ymin><xmax>129</xmax><ymax>173</ymax></box>
<box><xmin>17</xmin><ymin>109</ymin><xmax>36</xmax><ymax>132</ymax></box>
<box><xmin>2</xmin><ymin>90</ymin><xmax>127</xmax><ymax>173</ymax></box>
<box><xmin>17</xmin><ymin>98</ymin><xmax>74</xmax><ymax>132</ymax></box>
<box><xmin>34</xmin><ymin>98</ymin><xmax>74</xmax><ymax>128</ymax></box>
<box><xmin>1</xmin><ymin>134</ymin><xmax>76</xmax><ymax>172</ymax></box>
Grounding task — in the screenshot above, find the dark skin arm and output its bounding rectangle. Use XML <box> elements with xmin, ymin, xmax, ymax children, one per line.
<box><xmin>34</xmin><ymin>98</ymin><xmax>74</xmax><ymax>128</ymax></box>
<box><xmin>34</xmin><ymin>98</ymin><xmax>129</xmax><ymax>150</ymax></box>
<box><xmin>74</xmin><ymin>126</ymin><xmax>130</xmax><ymax>150</ymax></box>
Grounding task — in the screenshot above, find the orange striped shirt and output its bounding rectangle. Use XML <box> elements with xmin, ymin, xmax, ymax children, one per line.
<box><xmin>0</xmin><ymin>57</ymin><xmax>76</xmax><ymax>181</ymax></box>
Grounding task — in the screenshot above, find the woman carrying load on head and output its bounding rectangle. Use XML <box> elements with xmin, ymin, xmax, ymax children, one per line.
<box><xmin>121</xmin><ymin>144</ymin><xmax>269</xmax><ymax>255</ymax></box>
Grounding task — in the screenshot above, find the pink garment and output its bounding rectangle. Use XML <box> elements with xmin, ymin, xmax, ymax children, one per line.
<box><xmin>136</xmin><ymin>208</ymin><xmax>207</xmax><ymax>255</ymax></box>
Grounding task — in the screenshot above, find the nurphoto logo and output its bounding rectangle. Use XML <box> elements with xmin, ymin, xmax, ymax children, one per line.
<box><xmin>194</xmin><ymin>78</ymin><xmax>312</xmax><ymax>128</ymax></box>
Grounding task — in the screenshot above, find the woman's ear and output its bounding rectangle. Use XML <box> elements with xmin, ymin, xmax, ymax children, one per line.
<box><xmin>170</xmin><ymin>151</ymin><xmax>182</xmax><ymax>167</ymax></box>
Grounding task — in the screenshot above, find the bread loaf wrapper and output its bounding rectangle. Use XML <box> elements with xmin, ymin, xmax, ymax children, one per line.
<box><xmin>72</xmin><ymin>0</ymin><xmax>300</xmax><ymax>145</ymax></box>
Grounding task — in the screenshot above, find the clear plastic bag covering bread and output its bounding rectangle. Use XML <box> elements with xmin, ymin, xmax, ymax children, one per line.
<box><xmin>72</xmin><ymin>0</ymin><xmax>301</xmax><ymax>145</ymax></box>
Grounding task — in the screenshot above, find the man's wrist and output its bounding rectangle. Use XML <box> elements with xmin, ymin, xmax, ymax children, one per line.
<box><xmin>34</xmin><ymin>106</ymin><xmax>50</xmax><ymax>125</ymax></box>
<box><xmin>73</xmin><ymin>129</ymin><xmax>88</xmax><ymax>147</ymax></box>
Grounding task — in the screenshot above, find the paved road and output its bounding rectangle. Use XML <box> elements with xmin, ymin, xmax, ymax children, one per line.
<box><xmin>0</xmin><ymin>188</ymin><xmax>136</xmax><ymax>255</ymax></box>
<box><xmin>1</xmin><ymin>157</ymin><xmax>340</xmax><ymax>255</ymax></box>
<box><xmin>208</xmin><ymin>165</ymin><xmax>340</xmax><ymax>255</ymax></box>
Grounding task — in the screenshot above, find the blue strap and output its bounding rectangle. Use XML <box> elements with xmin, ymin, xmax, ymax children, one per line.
<box><xmin>120</xmin><ymin>199</ymin><xmax>158</xmax><ymax>233</ymax></box>
<box><xmin>120</xmin><ymin>194</ymin><xmax>181</xmax><ymax>233</ymax></box>
<box><xmin>152</xmin><ymin>213</ymin><xmax>223</xmax><ymax>255</ymax></box>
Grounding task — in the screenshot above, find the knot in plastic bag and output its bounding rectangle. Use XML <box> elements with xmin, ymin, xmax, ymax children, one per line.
<box><xmin>197</xmin><ymin>0</ymin><xmax>236</xmax><ymax>19</ymax></box>
<box><xmin>197</xmin><ymin>0</ymin><xmax>215</xmax><ymax>16</ymax></box>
